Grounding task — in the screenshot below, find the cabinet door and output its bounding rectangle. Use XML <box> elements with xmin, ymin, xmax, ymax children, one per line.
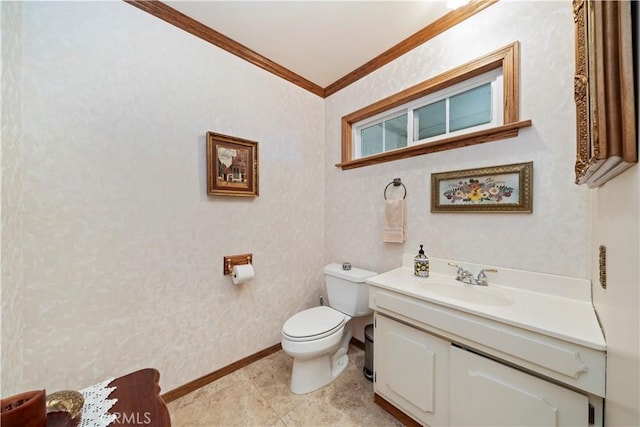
<box><xmin>375</xmin><ymin>314</ymin><xmax>450</xmax><ymax>426</ymax></box>
<box><xmin>450</xmin><ymin>346</ymin><xmax>589</xmax><ymax>426</ymax></box>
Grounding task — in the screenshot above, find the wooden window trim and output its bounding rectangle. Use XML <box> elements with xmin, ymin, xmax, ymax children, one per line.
<box><xmin>337</xmin><ymin>41</ymin><xmax>532</xmax><ymax>170</ymax></box>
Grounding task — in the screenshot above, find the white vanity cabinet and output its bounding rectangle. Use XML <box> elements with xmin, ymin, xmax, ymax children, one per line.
<box><xmin>374</xmin><ymin>314</ymin><xmax>450</xmax><ymax>427</ymax></box>
<box><xmin>450</xmin><ymin>346</ymin><xmax>589</xmax><ymax>426</ymax></box>
<box><xmin>373</xmin><ymin>312</ymin><xmax>593</xmax><ymax>427</ymax></box>
<box><xmin>367</xmin><ymin>257</ymin><xmax>606</xmax><ymax>427</ymax></box>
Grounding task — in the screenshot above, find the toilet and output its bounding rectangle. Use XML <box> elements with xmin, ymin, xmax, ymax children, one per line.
<box><xmin>281</xmin><ymin>263</ymin><xmax>377</xmax><ymax>394</ymax></box>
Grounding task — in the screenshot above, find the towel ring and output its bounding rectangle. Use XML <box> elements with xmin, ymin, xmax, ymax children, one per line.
<box><xmin>384</xmin><ymin>178</ymin><xmax>407</xmax><ymax>200</ymax></box>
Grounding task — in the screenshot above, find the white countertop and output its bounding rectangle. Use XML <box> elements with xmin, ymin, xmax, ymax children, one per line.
<box><xmin>366</xmin><ymin>257</ymin><xmax>606</xmax><ymax>351</ymax></box>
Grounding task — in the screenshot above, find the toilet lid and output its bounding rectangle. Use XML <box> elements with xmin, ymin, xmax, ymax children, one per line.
<box><xmin>283</xmin><ymin>306</ymin><xmax>347</xmax><ymax>341</ymax></box>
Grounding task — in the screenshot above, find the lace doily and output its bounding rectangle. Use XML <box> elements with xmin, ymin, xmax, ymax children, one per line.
<box><xmin>78</xmin><ymin>378</ymin><xmax>118</xmax><ymax>427</ymax></box>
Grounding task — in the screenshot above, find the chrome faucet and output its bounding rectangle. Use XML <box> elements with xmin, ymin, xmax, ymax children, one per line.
<box><xmin>475</xmin><ymin>268</ymin><xmax>498</xmax><ymax>286</ymax></box>
<box><xmin>450</xmin><ymin>263</ymin><xmax>474</xmax><ymax>284</ymax></box>
<box><xmin>448</xmin><ymin>262</ymin><xmax>497</xmax><ymax>286</ymax></box>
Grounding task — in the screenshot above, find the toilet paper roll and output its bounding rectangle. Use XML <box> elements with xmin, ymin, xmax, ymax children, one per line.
<box><xmin>232</xmin><ymin>264</ymin><xmax>254</xmax><ymax>285</ymax></box>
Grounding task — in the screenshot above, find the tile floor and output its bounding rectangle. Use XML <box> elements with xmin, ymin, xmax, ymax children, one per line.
<box><xmin>167</xmin><ymin>345</ymin><xmax>404</xmax><ymax>427</ymax></box>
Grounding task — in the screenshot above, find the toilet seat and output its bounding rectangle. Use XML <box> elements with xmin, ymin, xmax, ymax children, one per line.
<box><xmin>282</xmin><ymin>306</ymin><xmax>347</xmax><ymax>342</ymax></box>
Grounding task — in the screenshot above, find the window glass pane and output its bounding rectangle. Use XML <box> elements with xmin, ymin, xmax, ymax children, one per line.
<box><xmin>414</xmin><ymin>100</ymin><xmax>446</xmax><ymax>140</ymax></box>
<box><xmin>361</xmin><ymin>123</ymin><xmax>383</xmax><ymax>157</ymax></box>
<box><xmin>449</xmin><ymin>83</ymin><xmax>491</xmax><ymax>132</ymax></box>
<box><xmin>384</xmin><ymin>114</ymin><xmax>408</xmax><ymax>150</ymax></box>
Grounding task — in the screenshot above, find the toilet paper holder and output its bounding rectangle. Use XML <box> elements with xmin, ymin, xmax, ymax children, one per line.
<box><xmin>224</xmin><ymin>253</ymin><xmax>253</xmax><ymax>275</ymax></box>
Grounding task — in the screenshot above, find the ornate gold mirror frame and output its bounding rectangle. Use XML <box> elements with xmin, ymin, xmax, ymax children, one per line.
<box><xmin>573</xmin><ymin>0</ymin><xmax>636</xmax><ymax>188</ymax></box>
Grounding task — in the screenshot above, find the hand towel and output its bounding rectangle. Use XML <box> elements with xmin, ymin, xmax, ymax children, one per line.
<box><xmin>382</xmin><ymin>199</ymin><xmax>406</xmax><ymax>243</ymax></box>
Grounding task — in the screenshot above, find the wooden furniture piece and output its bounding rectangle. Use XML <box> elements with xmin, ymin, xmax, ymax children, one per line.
<box><xmin>109</xmin><ymin>368</ymin><xmax>171</xmax><ymax>426</ymax></box>
<box><xmin>47</xmin><ymin>368</ymin><xmax>171</xmax><ymax>427</ymax></box>
<box><xmin>1</xmin><ymin>390</ymin><xmax>47</xmax><ymax>427</ymax></box>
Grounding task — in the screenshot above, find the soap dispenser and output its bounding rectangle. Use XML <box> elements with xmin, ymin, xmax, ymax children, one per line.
<box><xmin>414</xmin><ymin>244</ymin><xmax>429</xmax><ymax>277</ymax></box>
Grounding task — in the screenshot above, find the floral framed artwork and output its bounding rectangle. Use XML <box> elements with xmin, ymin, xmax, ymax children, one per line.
<box><xmin>206</xmin><ymin>131</ymin><xmax>259</xmax><ymax>197</ymax></box>
<box><xmin>431</xmin><ymin>162</ymin><xmax>532</xmax><ymax>213</ymax></box>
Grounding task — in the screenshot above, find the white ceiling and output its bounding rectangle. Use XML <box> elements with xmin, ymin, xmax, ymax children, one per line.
<box><xmin>165</xmin><ymin>1</ymin><xmax>452</xmax><ymax>87</ymax></box>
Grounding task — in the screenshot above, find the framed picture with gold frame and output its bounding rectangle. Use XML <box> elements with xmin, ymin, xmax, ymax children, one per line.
<box><xmin>206</xmin><ymin>132</ymin><xmax>259</xmax><ymax>197</ymax></box>
<box><xmin>431</xmin><ymin>162</ymin><xmax>532</xmax><ymax>213</ymax></box>
<box><xmin>573</xmin><ymin>0</ymin><xmax>636</xmax><ymax>188</ymax></box>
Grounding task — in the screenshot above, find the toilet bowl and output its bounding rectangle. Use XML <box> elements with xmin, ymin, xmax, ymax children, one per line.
<box><xmin>281</xmin><ymin>264</ymin><xmax>377</xmax><ymax>394</ymax></box>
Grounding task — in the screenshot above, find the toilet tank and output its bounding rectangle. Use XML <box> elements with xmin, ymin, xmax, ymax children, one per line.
<box><xmin>324</xmin><ymin>263</ymin><xmax>377</xmax><ymax>317</ymax></box>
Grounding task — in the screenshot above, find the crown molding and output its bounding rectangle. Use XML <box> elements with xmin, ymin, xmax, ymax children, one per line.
<box><xmin>324</xmin><ymin>0</ymin><xmax>499</xmax><ymax>96</ymax></box>
<box><xmin>124</xmin><ymin>0</ymin><xmax>325</xmax><ymax>97</ymax></box>
<box><xmin>124</xmin><ymin>0</ymin><xmax>499</xmax><ymax>98</ymax></box>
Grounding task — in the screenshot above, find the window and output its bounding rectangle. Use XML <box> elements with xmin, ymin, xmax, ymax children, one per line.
<box><xmin>355</xmin><ymin>70</ymin><xmax>503</xmax><ymax>158</ymax></box>
<box><xmin>337</xmin><ymin>42</ymin><xmax>532</xmax><ymax>170</ymax></box>
<box><xmin>358</xmin><ymin>114</ymin><xmax>408</xmax><ymax>157</ymax></box>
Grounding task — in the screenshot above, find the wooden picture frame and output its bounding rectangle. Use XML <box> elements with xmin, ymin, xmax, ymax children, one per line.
<box><xmin>206</xmin><ymin>132</ymin><xmax>259</xmax><ymax>197</ymax></box>
<box><xmin>573</xmin><ymin>0</ymin><xmax>636</xmax><ymax>188</ymax></box>
<box><xmin>431</xmin><ymin>162</ymin><xmax>532</xmax><ymax>213</ymax></box>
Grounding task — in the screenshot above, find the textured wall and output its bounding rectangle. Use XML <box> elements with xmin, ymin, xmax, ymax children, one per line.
<box><xmin>589</xmin><ymin>6</ymin><xmax>640</xmax><ymax>424</ymax></box>
<box><xmin>16</xmin><ymin>1</ymin><xmax>324</xmax><ymax>393</ymax></box>
<box><xmin>1</xmin><ymin>0</ymin><xmax>25</xmax><ymax>397</ymax></box>
<box><xmin>5</xmin><ymin>0</ymin><xmax>597</xmax><ymax>397</ymax></box>
<box><xmin>325</xmin><ymin>1</ymin><xmax>589</xmax><ymax>280</ymax></box>
<box><xmin>591</xmin><ymin>165</ymin><xmax>639</xmax><ymax>425</ymax></box>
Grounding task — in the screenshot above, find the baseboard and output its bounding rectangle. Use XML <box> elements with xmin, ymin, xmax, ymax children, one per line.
<box><xmin>374</xmin><ymin>393</ymin><xmax>422</xmax><ymax>427</ymax></box>
<box><xmin>161</xmin><ymin>343</ymin><xmax>282</xmax><ymax>403</ymax></box>
<box><xmin>350</xmin><ymin>337</ymin><xmax>365</xmax><ymax>351</ymax></box>
<box><xmin>162</xmin><ymin>338</ymin><xmax>365</xmax><ymax>403</ymax></box>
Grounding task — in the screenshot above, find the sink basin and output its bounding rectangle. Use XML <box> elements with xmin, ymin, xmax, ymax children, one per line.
<box><xmin>421</xmin><ymin>280</ymin><xmax>514</xmax><ymax>306</ymax></box>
